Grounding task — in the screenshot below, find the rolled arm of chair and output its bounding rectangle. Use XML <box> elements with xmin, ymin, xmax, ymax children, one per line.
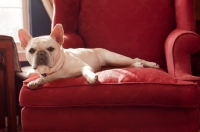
<box><xmin>52</xmin><ymin>0</ymin><xmax>85</xmax><ymax>48</ymax></box>
<box><xmin>63</xmin><ymin>33</ymin><xmax>85</xmax><ymax>49</ymax></box>
<box><xmin>165</xmin><ymin>29</ymin><xmax>200</xmax><ymax>81</ymax></box>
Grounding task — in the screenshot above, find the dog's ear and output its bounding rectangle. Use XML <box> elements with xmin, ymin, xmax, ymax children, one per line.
<box><xmin>50</xmin><ymin>24</ymin><xmax>64</xmax><ymax>45</ymax></box>
<box><xmin>18</xmin><ymin>29</ymin><xmax>32</xmax><ymax>49</ymax></box>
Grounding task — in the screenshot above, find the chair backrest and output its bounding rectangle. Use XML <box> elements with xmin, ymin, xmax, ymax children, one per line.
<box><xmin>52</xmin><ymin>0</ymin><xmax>195</xmax><ymax>70</ymax></box>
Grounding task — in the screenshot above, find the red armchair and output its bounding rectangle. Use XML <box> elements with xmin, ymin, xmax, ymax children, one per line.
<box><xmin>19</xmin><ymin>0</ymin><xmax>200</xmax><ymax>131</ymax></box>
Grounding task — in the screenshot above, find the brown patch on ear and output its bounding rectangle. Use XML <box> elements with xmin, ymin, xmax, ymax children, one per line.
<box><xmin>50</xmin><ymin>24</ymin><xmax>64</xmax><ymax>45</ymax></box>
<box><xmin>18</xmin><ymin>29</ymin><xmax>32</xmax><ymax>49</ymax></box>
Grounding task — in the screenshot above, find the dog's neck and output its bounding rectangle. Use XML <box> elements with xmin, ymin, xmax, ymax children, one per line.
<box><xmin>41</xmin><ymin>72</ymin><xmax>55</xmax><ymax>77</ymax></box>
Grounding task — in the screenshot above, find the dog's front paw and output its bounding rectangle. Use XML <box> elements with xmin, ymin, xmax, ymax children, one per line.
<box><xmin>145</xmin><ymin>62</ymin><xmax>160</xmax><ymax>68</ymax></box>
<box><xmin>87</xmin><ymin>73</ymin><xmax>98</xmax><ymax>84</ymax></box>
<box><xmin>132</xmin><ymin>62</ymin><xmax>144</xmax><ymax>68</ymax></box>
<box><xmin>27</xmin><ymin>78</ymin><xmax>46</xmax><ymax>89</ymax></box>
<box><xmin>27</xmin><ymin>81</ymin><xmax>40</xmax><ymax>89</ymax></box>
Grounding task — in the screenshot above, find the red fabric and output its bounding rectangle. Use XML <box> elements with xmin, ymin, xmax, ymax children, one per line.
<box><xmin>52</xmin><ymin>0</ymin><xmax>85</xmax><ymax>48</ymax></box>
<box><xmin>165</xmin><ymin>29</ymin><xmax>200</xmax><ymax>81</ymax></box>
<box><xmin>63</xmin><ymin>33</ymin><xmax>85</xmax><ymax>48</ymax></box>
<box><xmin>22</xmin><ymin>68</ymin><xmax>193</xmax><ymax>87</ymax></box>
<box><xmin>20</xmin><ymin>0</ymin><xmax>200</xmax><ymax>131</ymax></box>
<box><xmin>20</xmin><ymin>68</ymin><xmax>198</xmax><ymax>107</ymax></box>
<box><xmin>78</xmin><ymin>0</ymin><xmax>176</xmax><ymax>70</ymax></box>
<box><xmin>175</xmin><ymin>0</ymin><xmax>196</xmax><ymax>31</ymax></box>
<box><xmin>21</xmin><ymin>107</ymin><xmax>199</xmax><ymax>131</ymax></box>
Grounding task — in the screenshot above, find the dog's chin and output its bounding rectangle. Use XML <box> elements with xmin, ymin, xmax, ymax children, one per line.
<box><xmin>34</xmin><ymin>65</ymin><xmax>51</xmax><ymax>74</ymax></box>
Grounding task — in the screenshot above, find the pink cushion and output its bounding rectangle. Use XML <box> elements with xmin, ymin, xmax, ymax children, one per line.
<box><xmin>19</xmin><ymin>68</ymin><xmax>198</xmax><ymax>108</ymax></box>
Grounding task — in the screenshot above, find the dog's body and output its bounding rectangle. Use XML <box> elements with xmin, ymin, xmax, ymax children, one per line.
<box><xmin>18</xmin><ymin>24</ymin><xmax>159</xmax><ymax>89</ymax></box>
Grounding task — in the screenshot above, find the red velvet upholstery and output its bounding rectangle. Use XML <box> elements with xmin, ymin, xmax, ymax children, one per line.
<box><xmin>20</xmin><ymin>0</ymin><xmax>200</xmax><ymax>131</ymax></box>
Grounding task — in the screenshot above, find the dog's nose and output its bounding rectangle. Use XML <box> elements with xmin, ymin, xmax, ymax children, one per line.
<box><xmin>37</xmin><ymin>50</ymin><xmax>46</xmax><ymax>55</ymax></box>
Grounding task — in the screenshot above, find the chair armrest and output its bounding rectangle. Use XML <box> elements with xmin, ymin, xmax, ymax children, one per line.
<box><xmin>52</xmin><ymin>0</ymin><xmax>85</xmax><ymax>48</ymax></box>
<box><xmin>63</xmin><ymin>33</ymin><xmax>85</xmax><ymax>48</ymax></box>
<box><xmin>165</xmin><ymin>29</ymin><xmax>200</xmax><ymax>81</ymax></box>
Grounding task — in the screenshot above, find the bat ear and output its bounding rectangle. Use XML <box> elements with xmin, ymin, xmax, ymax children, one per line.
<box><xmin>18</xmin><ymin>29</ymin><xmax>32</xmax><ymax>49</ymax></box>
<box><xmin>50</xmin><ymin>24</ymin><xmax>64</xmax><ymax>45</ymax></box>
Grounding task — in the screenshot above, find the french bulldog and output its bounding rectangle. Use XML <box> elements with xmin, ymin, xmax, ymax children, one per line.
<box><xmin>18</xmin><ymin>24</ymin><xmax>159</xmax><ymax>89</ymax></box>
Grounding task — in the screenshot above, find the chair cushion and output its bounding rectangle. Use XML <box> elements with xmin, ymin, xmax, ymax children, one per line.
<box><xmin>19</xmin><ymin>68</ymin><xmax>199</xmax><ymax>108</ymax></box>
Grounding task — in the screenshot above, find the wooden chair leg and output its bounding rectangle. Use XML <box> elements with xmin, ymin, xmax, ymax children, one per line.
<box><xmin>0</xmin><ymin>64</ymin><xmax>6</xmax><ymax>130</ymax></box>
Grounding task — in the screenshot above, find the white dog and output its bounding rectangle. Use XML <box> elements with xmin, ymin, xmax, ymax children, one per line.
<box><xmin>18</xmin><ymin>24</ymin><xmax>159</xmax><ymax>89</ymax></box>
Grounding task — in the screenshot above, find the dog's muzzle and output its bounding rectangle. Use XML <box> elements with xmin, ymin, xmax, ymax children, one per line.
<box><xmin>33</xmin><ymin>50</ymin><xmax>49</xmax><ymax>69</ymax></box>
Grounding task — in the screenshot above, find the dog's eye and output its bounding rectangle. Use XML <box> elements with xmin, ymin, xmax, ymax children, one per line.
<box><xmin>47</xmin><ymin>47</ymin><xmax>54</xmax><ymax>52</ymax></box>
<box><xmin>29</xmin><ymin>48</ymin><xmax>36</xmax><ymax>54</ymax></box>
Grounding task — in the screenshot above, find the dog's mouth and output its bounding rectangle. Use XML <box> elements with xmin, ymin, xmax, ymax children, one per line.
<box><xmin>38</xmin><ymin>59</ymin><xmax>47</xmax><ymax>66</ymax></box>
<box><xmin>33</xmin><ymin>59</ymin><xmax>48</xmax><ymax>69</ymax></box>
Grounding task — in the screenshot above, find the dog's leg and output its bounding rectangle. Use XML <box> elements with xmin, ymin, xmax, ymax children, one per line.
<box><xmin>131</xmin><ymin>58</ymin><xmax>159</xmax><ymax>68</ymax></box>
<box><xmin>27</xmin><ymin>74</ymin><xmax>61</xmax><ymax>89</ymax></box>
<box><xmin>27</xmin><ymin>78</ymin><xmax>46</xmax><ymax>89</ymax></box>
<box><xmin>27</xmin><ymin>70</ymin><xmax>70</xmax><ymax>89</ymax></box>
<box><xmin>82</xmin><ymin>65</ymin><xmax>98</xmax><ymax>84</ymax></box>
<box><xmin>93</xmin><ymin>48</ymin><xmax>159</xmax><ymax>68</ymax></box>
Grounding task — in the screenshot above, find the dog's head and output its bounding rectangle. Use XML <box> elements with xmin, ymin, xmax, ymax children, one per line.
<box><xmin>18</xmin><ymin>24</ymin><xmax>65</xmax><ymax>74</ymax></box>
